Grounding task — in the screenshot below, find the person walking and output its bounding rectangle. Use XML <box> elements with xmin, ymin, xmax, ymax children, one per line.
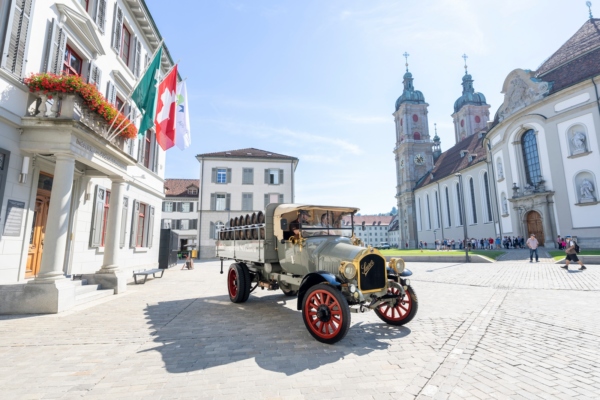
<box><xmin>419</xmin><ymin>240</ymin><xmax>424</xmax><ymax>253</ymax></box>
<box><xmin>526</xmin><ymin>233</ymin><xmax>539</xmax><ymax>262</ymax></box>
<box><xmin>561</xmin><ymin>235</ymin><xmax>586</xmax><ymax>270</ymax></box>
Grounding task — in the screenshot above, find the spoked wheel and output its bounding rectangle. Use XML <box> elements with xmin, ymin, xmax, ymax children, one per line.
<box><xmin>375</xmin><ymin>284</ymin><xmax>418</xmax><ymax>326</ymax></box>
<box><xmin>302</xmin><ymin>284</ymin><xmax>350</xmax><ymax>344</ymax></box>
<box><xmin>227</xmin><ymin>263</ymin><xmax>251</xmax><ymax>303</ymax></box>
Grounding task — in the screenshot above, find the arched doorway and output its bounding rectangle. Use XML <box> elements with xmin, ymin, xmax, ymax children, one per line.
<box><xmin>526</xmin><ymin>211</ymin><xmax>544</xmax><ymax>246</ymax></box>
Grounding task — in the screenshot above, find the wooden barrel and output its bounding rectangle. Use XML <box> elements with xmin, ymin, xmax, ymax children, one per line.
<box><xmin>227</xmin><ymin>229</ymin><xmax>233</xmax><ymax>240</ymax></box>
<box><xmin>259</xmin><ymin>227</ymin><xmax>265</xmax><ymax>239</ymax></box>
<box><xmin>244</xmin><ymin>214</ymin><xmax>251</xmax><ymax>225</ymax></box>
<box><xmin>240</xmin><ymin>228</ymin><xmax>247</xmax><ymax>240</ymax></box>
<box><xmin>251</xmin><ymin>212</ymin><xmax>257</xmax><ymax>224</ymax></box>
<box><xmin>251</xmin><ymin>226</ymin><xmax>258</xmax><ymax>240</ymax></box>
<box><xmin>256</xmin><ymin>211</ymin><xmax>265</xmax><ymax>224</ymax></box>
<box><xmin>233</xmin><ymin>217</ymin><xmax>239</xmax><ymax>227</ymax></box>
<box><xmin>238</xmin><ymin>215</ymin><xmax>245</xmax><ymax>226</ymax></box>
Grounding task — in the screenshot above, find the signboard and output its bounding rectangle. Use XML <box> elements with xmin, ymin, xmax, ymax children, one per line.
<box><xmin>3</xmin><ymin>200</ymin><xmax>26</xmax><ymax>237</ymax></box>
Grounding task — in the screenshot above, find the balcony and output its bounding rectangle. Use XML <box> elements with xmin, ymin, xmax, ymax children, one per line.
<box><xmin>511</xmin><ymin>181</ymin><xmax>550</xmax><ymax>199</ymax></box>
<box><xmin>26</xmin><ymin>92</ymin><xmax>130</xmax><ymax>152</ymax></box>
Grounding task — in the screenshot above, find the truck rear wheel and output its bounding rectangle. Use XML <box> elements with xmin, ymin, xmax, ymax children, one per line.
<box><xmin>302</xmin><ymin>284</ymin><xmax>350</xmax><ymax>344</ymax></box>
<box><xmin>375</xmin><ymin>284</ymin><xmax>418</xmax><ymax>326</ymax></box>
<box><xmin>227</xmin><ymin>263</ymin><xmax>251</xmax><ymax>303</ymax></box>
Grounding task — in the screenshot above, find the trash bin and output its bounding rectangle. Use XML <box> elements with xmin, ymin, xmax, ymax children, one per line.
<box><xmin>191</xmin><ymin>250</ymin><xmax>198</xmax><ymax>258</ymax></box>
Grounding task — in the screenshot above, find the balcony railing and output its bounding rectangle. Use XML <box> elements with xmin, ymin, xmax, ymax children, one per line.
<box><xmin>27</xmin><ymin>92</ymin><xmax>129</xmax><ymax>152</ymax></box>
<box><xmin>511</xmin><ymin>181</ymin><xmax>548</xmax><ymax>198</ymax></box>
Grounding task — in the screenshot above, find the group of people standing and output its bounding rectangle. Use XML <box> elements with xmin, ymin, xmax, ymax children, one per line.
<box><xmin>502</xmin><ymin>236</ymin><xmax>525</xmax><ymax>249</ymax></box>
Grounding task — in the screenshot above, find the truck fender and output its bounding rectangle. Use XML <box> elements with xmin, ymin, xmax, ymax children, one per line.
<box><xmin>386</xmin><ymin>267</ymin><xmax>399</xmax><ymax>282</ymax></box>
<box><xmin>297</xmin><ymin>271</ymin><xmax>342</xmax><ymax>311</ymax></box>
<box><xmin>400</xmin><ymin>269</ymin><xmax>412</xmax><ymax>277</ymax></box>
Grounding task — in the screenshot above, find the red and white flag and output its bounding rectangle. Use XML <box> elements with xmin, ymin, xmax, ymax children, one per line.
<box><xmin>155</xmin><ymin>64</ymin><xmax>178</xmax><ymax>150</ymax></box>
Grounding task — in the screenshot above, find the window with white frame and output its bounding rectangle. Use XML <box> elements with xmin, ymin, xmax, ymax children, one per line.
<box><xmin>264</xmin><ymin>193</ymin><xmax>284</xmax><ymax>207</ymax></box>
<box><xmin>416</xmin><ymin>197</ymin><xmax>422</xmax><ymax>231</ymax></box>
<box><xmin>163</xmin><ymin>201</ymin><xmax>173</xmax><ymax>212</ymax></box>
<box><xmin>455</xmin><ymin>183</ymin><xmax>464</xmax><ymax>226</ymax></box>
<box><xmin>130</xmin><ymin>200</ymin><xmax>155</xmax><ymax>248</ymax></box>
<box><xmin>265</xmin><ymin>169</ymin><xmax>284</xmax><ymax>185</ymax></box>
<box><xmin>482</xmin><ymin>172</ymin><xmax>493</xmax><ymax>222</ymax></box>
<box><xmin>216</xmin><ymin>194</ymin><xmax>226</xmax><ymax>210</ymax></box>
<box><xmin>426</xmin><ymin>194</ymin><xmax>432</xmax><ymax>230</ymax></box>
<box><xmin>210</xmin><ymin>193</ymin><xmax>230</xmax><ymax>210</ymax></box>
<box><xmin>180</xmin><ymin>220</ymin><xmax>190</xmax><ymax>230</ymax></box>
<box><xmin>181</xmin><ymin>202</ymin><xmax>191</xmax><ymax>213</ymax></box>
<box><xmin>187</xmin><ymin>187</ymin><xmax>198</xmax><ymax>195</ymax></box>
<box><xmin>217</xmin><ymin>169</ymin><xmax>227</xmax><ymax>183</ymax></box>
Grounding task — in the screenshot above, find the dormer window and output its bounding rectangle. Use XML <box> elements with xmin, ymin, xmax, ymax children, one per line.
<box><xmin>187</xmin><ymin>188</ymin><xmax>198</xmax><ymax>195</ymax></box>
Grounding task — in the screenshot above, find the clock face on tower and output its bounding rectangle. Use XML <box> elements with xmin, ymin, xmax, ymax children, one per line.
<box><xmin>414</xmin><ymin>154</ymin><xmax>424</xmax><ymax>165</ymax></box>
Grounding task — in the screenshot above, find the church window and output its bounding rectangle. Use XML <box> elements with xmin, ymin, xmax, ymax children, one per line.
<box><xmin>475</xmin><ymin>116</ymin><xmax>481</xmax><ymax>123</ymax></box>
<box><xmin>445</xmin><ymin>186</ymin><xmax>452</xmax><ymax>227</ymax></box>
<box><xmin>521</xmin><ymin>129</ymin><xmax>542</xmax><ymax>186</ymax></box>
<box><xmin>413</xmin><ymin>132</ymin><xmax>421</xmax><ymax>140</ymax></box>
<box><xmin>455</xmin><ymin>183</ymin><xmax>463</xmax><ymax>226</ymax></box>
<box><xmin>434</xmin><ymin>191</ymin><xmax>440</xmax><ymax>229</ymax></box>
<box><xmin>469</xmin><ymin>178</ymin><xmax>477</xmax><ymax>224</ymax></box>
<box><xmin>416</xmin><ymin>198</ymin><xmax>422</xmax><ymax>231</ymax></box>
<box><xmin>426</xmin><ymin>195</ymin><xmax>431</xmax><ymax>230</ymax></box>
<box><xmin>412</xmin><ymin>114</ymin><xmax>418</xmax><ymax>122</ymax></box>
<box><xmin>483</xmin><ymin>172</ymin><xmax>493</xmax><ymax>222</ymax></box>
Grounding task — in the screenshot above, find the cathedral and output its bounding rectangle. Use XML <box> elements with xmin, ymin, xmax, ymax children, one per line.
<box><xmin>394</xmin><ymin>16</ymin><xmax>600</xmax><ymax>249</ymax></box>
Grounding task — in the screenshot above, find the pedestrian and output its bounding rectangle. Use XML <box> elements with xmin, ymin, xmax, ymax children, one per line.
<box><xmin>424</xmin><ymin>241</ymin><xmax>428</xmax><ymax>249</ymax></box>
<box><xmin>557</xmin><ymin>235</ymin><xmax>562</xmax><ymax>250</ymax></box>
<box><xmin>495</xmin><ymin>236</ymin><xmax>501</xmax><ymax>249</ymax></box>
<box><xmin>526</xmin><ymin>233</ymin><xmax>539</xmax><ymax>262</ymax></box>
<box><xmin>419</xmin><ymin>240</ymin><xmax>423</xmax><ymax>253</ymax></box>
<box><xmin>435</xmin><ymin>239</ymin><xmax>440</xmax><ymax>251</ymax></box>
<box><xmin>561</xmin><ymin>235</ymin><xmax>586</xmax><ymax>270</ymax></box>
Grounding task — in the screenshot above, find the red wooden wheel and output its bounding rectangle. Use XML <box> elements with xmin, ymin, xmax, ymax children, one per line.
<box><xmin>302</xmin><ymin>284</ymin><xmax>350</xmax><ymax>344</ymax></box>
<box><xmin>375</xmin><ymin>284</ymin><xmax>418</xmax><ymax>326</ymax></box>
<box><xmin>227</xmin><ymin>267</ymin><xmax>239</xmax><ymax>298</ymax></box>
<box><xmin>227</xmin><ymin>263</ymin><xmax>250</xmax><ymax>303</ymax></box>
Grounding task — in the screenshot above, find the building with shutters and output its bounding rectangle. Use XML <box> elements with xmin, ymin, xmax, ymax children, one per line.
<box><xmin>343</xmin><ymin>215</ymin><xmax>394</xmax><ymax>248</ymax></box>
<box><xmin>0</xmin><ymin>0</ymin><xmax>179</xmax><ymax>313</ymax></box>
<box><xmin>162</xmin><ymin>179</ymin><xmax>199</xmax><ymax>252</ymax></box>
<box><xmin>195</xmin><ymin>148</ymin><xmax>299</xmax><ymax>259</ymax></box>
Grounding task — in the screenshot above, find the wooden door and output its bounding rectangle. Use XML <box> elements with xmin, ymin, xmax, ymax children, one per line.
<box><xmin>526</xmin><ymin>211</ymin><xmax>544</xmax><ymax>246</ymax></box>
<box><xmin>25</xmin><ymin>193</ymin><xmax>50</xmax><ymax>278</ymax></box>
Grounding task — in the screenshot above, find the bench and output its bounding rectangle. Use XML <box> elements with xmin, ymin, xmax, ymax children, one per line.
<box><xmin>133</xmin><ymin>268</ymin><xmax>165</xmax><ymax>284</ymax></box>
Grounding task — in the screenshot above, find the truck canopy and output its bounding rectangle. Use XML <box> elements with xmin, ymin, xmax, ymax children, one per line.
<box><xmin>272</xmin><ymin>204</ymin><xmax>359</xmax><ymax>239</ymax></box>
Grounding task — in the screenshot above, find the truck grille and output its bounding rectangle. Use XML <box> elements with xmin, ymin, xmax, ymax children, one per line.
<box><xmin>358</xmin><ymin>254</ymin><xmax>386</xmax><ymax>293</ymax></box>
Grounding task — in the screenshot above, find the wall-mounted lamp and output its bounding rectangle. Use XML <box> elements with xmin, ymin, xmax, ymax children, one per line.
<box><xmin>19</xmin><ymin>156</ymin><xmax>30</xmax><ymax>184</ymax></box>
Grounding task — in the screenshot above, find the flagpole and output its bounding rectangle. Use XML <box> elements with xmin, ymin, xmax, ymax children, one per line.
<box><xmin>128</xmin><ymin>40</ymin><xmax>164</xmax><ymax>98</ymax></box>
<box><xmin>157</xmin><ymin>59</ymin><xmax>180</xmax><ymax>85</ymax></box>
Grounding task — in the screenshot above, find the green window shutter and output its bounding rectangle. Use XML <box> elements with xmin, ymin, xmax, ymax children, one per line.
<box><xmin>119</xmin><ymin>196</ymin><xmax>129</xmax><ymax>248</ymax></box>
<box><xmin>189</xmin><ymin>202</ymin><xmax>194</xmax><ymax>212</ymax></box>
<box><xmin>209</xmin><ymin>222</ymin><xmax>215</xmax><ymax>239</ymax></box>
<box><xmin>226</xmin><ymin>168</ymin><xmax>232</xmax><ymax>183</ymax></box>
<box><xmin>192</xmin><ymin>219</ymin><xmax>198</xmax><ymax>229</ymax></box>
<box><xmin>210</xmin><ymin>193</ymin><xmax>216</xmax><ymax>211</ymax></box>
<box><xmin>111</xmin><ymin>3</ymin><xmax>123</xmax><ymax>52</ymax></box>
<box><xmin>264</xmin><ymin>169</ymin><xmax>269</xmax><ymax>184</ymax></box>
<box><xmin>226</xmin><ymin>193</ymin><xmax>231</xmax><ymax>210</ymax></box>
<box><xmin>94</xmin><ymin>0</ymin><xmax>107</xmax><ymax>33</ymax></box>
<box><xmin>264</xmin><ymin>194</ymin><xmax>269</xmax><ymax>208</ymax></box>
<box><xmin>279</xmin><ymin>169</ymin><xmax>284</xmax><ymax>185</ymax></box>
<box><xmin>46</xmin><ymin>22</ymin><xmax>67</xmax><ymax>75</ymax></box>
<box><xmin>89</xmin><ymin>185</ymin><xmax>106</xmax><ymax>248</ymax></box>
<box><xmin>211</xmin><ymin>168</ymin><xmax>217</xmax><ymax>183</ymax></box>
<box><xmin>130</xmin><ymin>200</ymin><xmax>139</xmax><ymax>248</ymax></box>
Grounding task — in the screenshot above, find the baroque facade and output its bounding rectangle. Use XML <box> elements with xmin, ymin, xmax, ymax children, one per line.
<box><xmin>394</xmin><ymin>17</ymin><xmax>600</xmax><ymax>248</ymax></box>
<box><xmin>0</xmin><ymin>0</ymin><xmax>178</xmax><ymax>313</ymax></box>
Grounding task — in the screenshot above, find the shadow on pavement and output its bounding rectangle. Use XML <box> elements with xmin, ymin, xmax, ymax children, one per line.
<box><xmin>142</xmin><ymin>294</ymin><xmax>411</xmax><ymax>375</ymax></box>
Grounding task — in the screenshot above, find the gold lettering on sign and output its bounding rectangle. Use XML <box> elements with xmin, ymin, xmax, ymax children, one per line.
<box><xmin>361</xmin><ymin>260</ymin><xmax>375</xmax><ymax>276</ymax></box>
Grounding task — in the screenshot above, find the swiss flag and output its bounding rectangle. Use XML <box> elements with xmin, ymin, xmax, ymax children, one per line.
<box><xmin>155</xmin><ymin>65</ymin><xmax>178</xmax><ymax>150</ymax></box>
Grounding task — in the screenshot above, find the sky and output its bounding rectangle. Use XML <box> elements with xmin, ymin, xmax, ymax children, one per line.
<box><xmin>148</xmin><ymin>0</ymin><xmax>590</xmax><ymax>214</ymax></box>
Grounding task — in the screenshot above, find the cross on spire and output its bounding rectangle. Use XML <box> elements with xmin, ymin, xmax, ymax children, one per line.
<box><xmin>434</xmin><ymin>122</ymin><xmax>438</xmax><ymax>135</ymax></box>
<box><xmin>462</xmin><ymin>53</ymin><xmax>468</xmax><ymax>74</ymax></box>
<box><xmin>403</xmin><ymin>52</ymin><xmax>410</xmax><ymax>72</ymax></box>
<box><xmin>587</xmin><ymin>1</ymin><xmax>593</xmax><ymax>19</ymax></box>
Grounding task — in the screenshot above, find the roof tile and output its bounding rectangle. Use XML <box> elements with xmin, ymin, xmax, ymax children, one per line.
<box><xmin>196</xmin><ymin>147</ymin><xmax>297</xmax><ymax>160</ymax></box>
<box><xmin>164</xmin><ymin>179</ymin><xmax>200</xmax><ymax>197</ymax></box>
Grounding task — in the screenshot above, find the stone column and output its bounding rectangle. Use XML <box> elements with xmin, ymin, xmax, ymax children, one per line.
<box><xmin>98</xmin><ymin>179</ymin><xmax>126</xmax><ymax>273</ymax></box>
<box><xmin>88</xmin><ymin>178</ymin><xmax>128</xmax><ymax>293</ymax></box>
<box><xmin>34</xmin><ymin>154</ymin><xmax>75</xmax><ymax>282</ymax></box>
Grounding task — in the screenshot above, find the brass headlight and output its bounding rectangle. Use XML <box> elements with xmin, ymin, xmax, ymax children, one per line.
<box><xmin>339</xmin><ymin>262</ymin><xmax>357</xmax><ymax>280</ymax></box>
<box><xmin>389</xmin><ymin>258</ymin><xmax>406</xmax><ymax>274</ymax></box>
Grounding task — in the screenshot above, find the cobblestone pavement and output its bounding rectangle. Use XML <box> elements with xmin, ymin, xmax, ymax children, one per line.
<box><xmin>0</xmin><ymin>260</ymin><xmax>599</xmax><ymax>399</ymax></box>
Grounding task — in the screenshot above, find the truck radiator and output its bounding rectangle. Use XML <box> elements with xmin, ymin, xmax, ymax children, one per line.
<box><xmin>357</xmin><ymin>254</ymin><xmax>386</xmax><ymax>293</ymax></box>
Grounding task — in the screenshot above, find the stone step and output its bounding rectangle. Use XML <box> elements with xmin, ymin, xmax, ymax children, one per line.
<box><xmin>74</xmin><ymin>288</ymin><xmax>114</xmax><ymax>306</ymax></box>
<box><xmin>70</xmin><ymin>279</ymin><xmax>88</xmax><ymax>286</ymax></box>
<box><xmin>74</xmin><ymin>284</ymin><xmax>101</xmax><ymax>295</ymax></box>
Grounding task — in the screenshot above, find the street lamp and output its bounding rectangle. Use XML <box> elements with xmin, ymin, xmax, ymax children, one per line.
<box><xmin>455</xmin><ymin>173</ymin><xmax>469</xmax><ymax>263</ymax></box>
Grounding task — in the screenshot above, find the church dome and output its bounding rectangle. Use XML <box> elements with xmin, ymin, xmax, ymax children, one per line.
<box><xmin>453</xmin><ymin>73</ymin><xmax>487</xmax><ymax>113</ymax></box>
<box><xmin>395</xmin><ymin>71</ymin><xmax>426</xmax><ymax>111</ymax></box>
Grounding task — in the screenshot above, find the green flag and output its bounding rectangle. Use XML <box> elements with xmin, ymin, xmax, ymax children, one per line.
<box><xmin>131</xmin><ymin>47</ymin><xmax>163</xmax><ymax>135</ymax></box>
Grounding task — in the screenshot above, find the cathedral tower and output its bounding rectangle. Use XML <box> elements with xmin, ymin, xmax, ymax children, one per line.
<box><xmin>452</xmin><ymin>56</ymin><xmax>490</xmax><ymax>143</ymax></box>
<box><xmin>393</xmin><ymin>55</ymin><xmax>433</xmax><ymax>247</ymax></box>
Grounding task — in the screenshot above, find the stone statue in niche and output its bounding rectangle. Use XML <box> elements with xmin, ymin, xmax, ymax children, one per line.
<box><xmin>502</xmin><ymin>197</ymin><xmax>509</xmax><ymax>215</ymax></box>
<box><xmin>497</xmin><ymin>161</ymin><xmax>504</xmax><ymax>179</ymax></box>
<box><xmin>570</xmin><ymin>131</ymin><xmax>587</xmax><ymax>155</ymax></box>
<box><xmin>580</xmin><ymin>179</ymin><xmax>596</xmax><ymax>202</ymax></box>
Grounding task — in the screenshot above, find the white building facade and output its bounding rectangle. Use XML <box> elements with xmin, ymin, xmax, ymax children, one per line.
<box><xmin>196</xmin><ymin>148</ymin><xmax>298</xmax><ymax>259</ymax></box>
<box><xmin>161</xmin><ymin>179</ymin><xmax>199</xmax><ymax>252</ymax></box>
<box><xmin>347</xmin><ymin>215</ymin><xmax>394</xmax><ymax>248</ymax></box>
<box><xmin>0</xmin><ymin>0</ymin><xmax>177</xmax><ymax>313</ymax></box>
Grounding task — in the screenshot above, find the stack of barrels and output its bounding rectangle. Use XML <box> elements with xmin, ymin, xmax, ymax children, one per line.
<box><xmin>219</xmin><ymin>211</ymin><xmax>265</xmax><ymax>240</ymax></box>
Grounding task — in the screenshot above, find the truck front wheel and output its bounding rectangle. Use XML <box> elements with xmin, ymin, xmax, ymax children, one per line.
<box><xmin>227</xmin><ymin>263</ymin><xmax>250</xmax><ymax>303</ymax></box>
<box><xmin>375</xmin><ymin>284</ymin><xmax>418</xmax><ymax>325</ymax></box>
<box><xmin>302</xmin><ymin>283</ymin><xmax>350</xmax><ymax>344</ymax></box>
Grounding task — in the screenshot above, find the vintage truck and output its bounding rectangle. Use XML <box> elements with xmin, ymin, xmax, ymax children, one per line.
<box><xmin>216</xmin><ymin>203</ymin><xmax>418</xmax><ymax>344</ymax></box>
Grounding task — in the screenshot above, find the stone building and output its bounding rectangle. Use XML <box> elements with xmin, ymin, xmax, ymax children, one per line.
<box><xmin>195</xmin><ymin>148</ymin><xmax>298</xmax><ymax>258</ymax></box>
<box><xmin>486</xmin><ymin>17</ymin><xmax>600</xmax><ymax>247</ymax></box>
<box><xmin>0</xmin><ymin>0</ymin><xmax>178</xmax><ymax>313</ymax></box>
<box><xmin>162</xmin><ymin>179</ymin><xmax>199</xmax><ymax>252</ymax></box>
<box><xmin>345</xmin><ymin>215</ymin><xmax>394</xmax><ymax>247</ymax></box>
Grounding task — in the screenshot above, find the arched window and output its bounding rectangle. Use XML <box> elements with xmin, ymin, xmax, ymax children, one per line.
<box><xmin>434</xmin><ymin>191</ymin><xmax>440</xmax><ymax>229</ymax></box>
<box><xmin>469</xmin><ymin>177</ymin><xmax>477</xmax><ymax>224</ymax></box>
<box><xmin>455</xmin><ymin>182</ymin><xmax>463</xmax><ymax>226</ymax></box>
<box><xmin>413</xmin><ymin>132</ymin><xmax>421</xmax><ymax>140</ymax></box>
<box><xmin>426</xmin><ymin>194</ymin><xmax>431</xmax><ymax>230</ymax></box>
<box><xmin>417</xmin><ymin>198</ymin><xmax>422</xmax><ymax>231</ymax></box>
<box><xmin>445</xmin><ymin>186</ymin><xmax>452</xmax><ymax>227</ymax></box>
<box><xmin>521</xmin><ymin>129</ymin><xmax>542</xmax><ymax>185</ymax></box>
<box><xmin>483</xmin><ymin>172</ymin><xmax>493</xmax><ymax>222</ymax></box>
